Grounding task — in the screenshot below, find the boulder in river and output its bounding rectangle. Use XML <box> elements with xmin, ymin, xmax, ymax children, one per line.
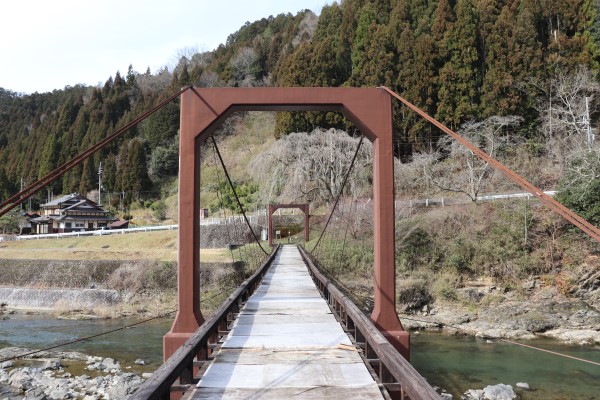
<box><xmin>462</xmin><ymin>384</ymin><xmax>516</xmax><ymax>400</ymax></box>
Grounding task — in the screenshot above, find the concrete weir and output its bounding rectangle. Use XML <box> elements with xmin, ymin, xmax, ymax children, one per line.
<box><xmin>0</xmin><ymin>287</ymin><xmax>121</xmax><ymax>310</ymax></box>
<box><xmin>190</xmin><ymin>245</ymin><xmax>383</xmax><ymax>399</ymax></box>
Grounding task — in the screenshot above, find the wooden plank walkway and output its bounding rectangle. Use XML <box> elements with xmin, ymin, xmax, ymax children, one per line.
<box><xmin>189</xmin><ymin>245</ymin><xmax>384</xmax><ymax>399</ymax></box>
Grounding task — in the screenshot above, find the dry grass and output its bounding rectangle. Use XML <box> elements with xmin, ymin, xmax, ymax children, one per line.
<box><xmin>0</xmin><ymin>230</ymin><xmax>230</xmax><ymax>262</ymax></box>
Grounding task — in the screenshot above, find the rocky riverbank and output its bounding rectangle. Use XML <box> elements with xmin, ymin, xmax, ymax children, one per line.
<box><xmin>399</xmin><ymin>281</ymin><xmax>600</xmax><ymax>345</ymax></box>
<box><xmin>0</xmin><ymin>347</ymin><xmax>150</xmax><ymax>400</ymax></box>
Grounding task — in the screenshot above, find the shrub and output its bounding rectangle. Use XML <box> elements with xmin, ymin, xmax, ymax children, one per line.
<box><xmin>397</xmin><ymin>276</ymin><xmax>432</xmax><ymax>311</ymax></box>
<box><xmin>556</xmin><ymin>149</ymin><xmax>600</xmax><ymax>226</ymax></box>
<box><xmin>151</xmin><ymin>200</ymin><xmax>167</xmax><ymax>221</ymax></box>
<box><xmin>431</xmin><ymin>271</ymin><xmax>460</xmax><ymax>301</ymax></box>
<box><xmin>145</xmin><ymin>261</ymin><xmax>177</xmax><ymax>289</ymax></box>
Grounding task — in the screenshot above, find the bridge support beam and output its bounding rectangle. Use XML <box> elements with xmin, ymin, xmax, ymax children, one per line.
<box><xmin>164</xmin><ymin>89</ymin><xmax>205</xmax><ymax>362</ymax></box>
<box><xmin>164</xmin><ymin>87</ymin><xmax>408</xmax><ymax>363</ymax></box>
<box><xmin>267</xmin><ymin>203</ymin><xmax>310</xmax><ymax>246</ymax></box>
<box><xmin>370</xmin><ymin>119</ymin><xmax>410</xmax><ymax>360</ymax></box>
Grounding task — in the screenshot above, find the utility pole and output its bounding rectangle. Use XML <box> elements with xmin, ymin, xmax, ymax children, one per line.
<box><xmin>20</xmin><ymin>177</ymin><xmax>24</xmax><ymax>210</ymax></box>
<box><xmin>98</xmin><ymin>162</ymin><xmax>103</xmax><ymax>205</ymax></box>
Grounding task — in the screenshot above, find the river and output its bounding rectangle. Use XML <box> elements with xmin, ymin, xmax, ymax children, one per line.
<box><xmin>0</xmin><ymin>314</ymin><xmax>599</xmax><ymax>398</ymax></box>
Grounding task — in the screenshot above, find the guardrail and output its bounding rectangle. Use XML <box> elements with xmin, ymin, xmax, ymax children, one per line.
<box><xmin>395</xmin><ymin>190</ymin><xmax>557</xmax><ymax>209</ymax></box>
<box><xmin>15</xmin><ymin>225</ymin><xmax>179</xmax><ymax>240</ymax></box>
<box><xmin>15</xmin><ymin>215</ymin><xmax>265</xmax><ymax>241</ymax></box>
<box><xmin>298</xmin><ymin>246</ymin><xmax>440</xmax><ymax>400</ymax></box>
<box><xmin>129</xmin><ymin>245</ymin><xmax>279</xmax><ymax>400</ymax></box>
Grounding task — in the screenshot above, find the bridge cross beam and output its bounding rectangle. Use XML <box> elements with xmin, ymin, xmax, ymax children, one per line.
<box><xmin>164</xmin><ymin>87</ymin><xmax>409</xmax><ymax>363</ymax></box>
<box><xmin>267</xmin><ymin>203</ymin><xmax>310</xmax><ymax>246</ymax></box>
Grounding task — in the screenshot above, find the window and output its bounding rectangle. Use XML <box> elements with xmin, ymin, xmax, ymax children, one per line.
<box><xmin>65</xmin><ymin>223</ymin><xmax>71</xmax><ymax>228</ymax></box>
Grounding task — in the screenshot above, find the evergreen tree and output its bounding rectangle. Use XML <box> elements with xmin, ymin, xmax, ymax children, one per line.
<box><xmin>38</xmin><ymin>134</ymin><xmax>59</xmax><ymax>180</ymax></box>
<box><xmin>141</xmin><ymin>101</ymin><xmax>180</xmax><ymax>148</ymax></box>
<box><xmin>124</xmin><ymin>139</ymin><xmax>152</xmax><ymax>201</ymax></box>
<box><xmin>78</xmin><ymin>157</ymin><xmax>95</xmax><ymax>195</ymax></box>
<box><xmin>436</xmin><ymin>0</ymin><xmax>482</xmax><ymax>128</ymax></box>
<box><xmin>116</xmin><ymin>141</ymin><xmax>129</xmax><ymax>194</ymax></box>
<box><xmin>351</xmin><ymin>4</ymin><xmax>378</xmax><ymax>78</ymax></box>
<box><xmin>38</xmin><ymin>133</ymin><xmax>61</xmax><ymax>194</ymax></box>
<box><xmin>103</xmin><ymin>153</ymin><xmax>117</xmax><ymax>193</ymax></box>
<box><xmin>0</xmin><ymin>167</ymin><xmax>11</xmax><ymax>203</ymax></box>
<box><xmin>481</xmin><ymin>2</ymin><xmax>543</xmax><ymax>118</ymax></box>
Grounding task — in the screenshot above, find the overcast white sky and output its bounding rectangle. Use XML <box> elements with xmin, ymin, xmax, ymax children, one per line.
<box><xmin>0</xmin><ymin>1</ymin><xmax>330</xmax><ymax>94</ymax></box>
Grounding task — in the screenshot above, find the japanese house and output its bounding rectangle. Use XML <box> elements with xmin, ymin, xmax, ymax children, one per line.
<box><xmin>30</xmin><ymin>193</ymin><xmax>116</xmax><ymax>234</ymax></box>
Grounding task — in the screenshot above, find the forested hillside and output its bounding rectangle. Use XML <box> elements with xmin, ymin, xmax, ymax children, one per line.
<box><xmin>0</xmin><ymin>0</ymin><xmax>599</xmax><ymax>217</ymax></box>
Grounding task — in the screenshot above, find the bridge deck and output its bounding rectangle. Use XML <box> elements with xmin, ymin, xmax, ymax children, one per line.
<box><xmin>189</xmin><ymin>245</ymin><xmax>384</xmax><ymax>399</ymax></box>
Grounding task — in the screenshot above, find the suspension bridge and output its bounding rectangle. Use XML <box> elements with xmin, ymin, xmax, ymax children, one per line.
<box><xmin>1</xmin><ymin>87</ymin><xmax>599</xmax><ymax>400</ymax></box>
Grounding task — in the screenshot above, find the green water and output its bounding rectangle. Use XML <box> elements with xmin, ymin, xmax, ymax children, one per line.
<box><xmin>411</xmin><ymin>332</ymin><xmax>600</xmax><ymax>399</ymax></box>
<box><xmin>0</xmin><ymin>314</ymin><xmax>172</xmax><ymax>368</ymax></box>
<box><xmin>1</xmin><ymin>315</ymin><xmax>599</xmax><ymax>398</ymax></box>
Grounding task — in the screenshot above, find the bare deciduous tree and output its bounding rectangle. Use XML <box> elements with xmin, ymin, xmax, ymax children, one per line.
<box><xmin>292</xmin><ymin>11</ymin><xmax>318</xmax><ymax>48</ymax></box>
<box><xmin>135</xmin><ymin>66</ymin><xmax>172</xmax><ymax>95</ymax></box>
<box><xmin>250</xmin><ymin>128</ymin><xmax>372</xmax><ymax>205</ymax></box>
<box><xmin>230</xmin><ymin>47</ymin><xmax>258</xmax><ymax>87</ymax></box>
<box><xmin>533</xmin><ymin>66</ymin><xmax>600</xmax><ymax>167</ymax></box>
<box><xmin>559</xmin><ymin>146</ymin><xmax>600</xmax><ymax>200</ymax></box>
<box><xmin>427</xmin><ymin>116</ymin><xmax>523</xmax><ymax>201</ymax></box>
<box><xmin>198</xmin><ymin>71</ymin><xmax>223</xmax><ymax>88</ymax></box>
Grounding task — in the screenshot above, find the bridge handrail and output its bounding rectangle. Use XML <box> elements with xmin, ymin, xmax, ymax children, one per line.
<box><xmin>298</xmin><ymin>245</ymin><xmax>440</xmax><ymax>400</ymax></box>
<box><xmin>130</xmin><ymin>245</ymin><xmax>279</xmax><ymax>400</ymax></box>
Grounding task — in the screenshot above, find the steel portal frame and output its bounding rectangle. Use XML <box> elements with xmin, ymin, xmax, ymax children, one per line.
<box><xmin>164</xmin><ymin>87</ymin><xmax>409</xmax><ymax>361</ymax></box>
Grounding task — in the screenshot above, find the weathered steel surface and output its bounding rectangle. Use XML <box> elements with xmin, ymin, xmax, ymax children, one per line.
<box><xmin>166</xmin><ymin>87</ymin><xmax>406</xmax><ymax>362</ymax></box>
<box><xmin>298</xmin><ymin>245</ymin><xmax>441</xmax><ymax>400</ymax></box>
<box><xmin>189</xmin><ymin>246</ymin><xmax>384</xmax><ymax>400</ymax></box>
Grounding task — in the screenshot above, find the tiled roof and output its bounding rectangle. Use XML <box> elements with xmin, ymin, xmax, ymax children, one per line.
<box><xmin>41</xmin><ymin>193</ymin><xmax>79</xmax><ymax>207</ymax></box>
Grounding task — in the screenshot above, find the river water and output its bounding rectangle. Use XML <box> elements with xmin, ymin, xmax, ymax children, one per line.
<box><xmin>0</xmin><ymin>314</ymin><xmax>599</xmax><ymax>398</ymax></box>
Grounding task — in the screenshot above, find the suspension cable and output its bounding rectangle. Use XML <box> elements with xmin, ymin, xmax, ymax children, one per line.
<box><xmin>210</xmin><ymin>143</ymin><xmax>239</xmax><ymax>264</ymax></box>
<box><xmin>338</xmin><ymin>198</ymin><xmax>356</xmax><ymax>278</ymax></box>
<box><xmin>210</xmin><ymin>135</ymin><xmax>269</xmax><ymax>255</ymax></box>
<box><xmin>379</xmin><ymin>86</ymin><xmax>600</xmax><ymax>243</ymax></box>
<box><xmin>311</xmin><ymin>135</ymin><xmax>365</xmax><ymax>253</ymax></box>
<box><xmin>0</xmin><ymin>86</ymin><xmax>193</xmax><ymax>218</ymax></box>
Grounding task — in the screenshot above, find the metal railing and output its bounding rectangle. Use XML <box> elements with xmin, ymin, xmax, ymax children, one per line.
<box><xmin>129</xmin><ymin>245</ymin><xmax>279</xmax><ymax>400</ymax></box>
<box><xmin>298</xmin><ymin>246</ymin><xmax>440</xmax><ymax>400</ymax></box>
<box><xmin>15</xmin><ymin>225</ymin><xmax>179</xmax><ymax>240</ymax></box>
<box><xmin>15</xmin><ymin>215</ymin><xmax>265</xmax><ymax>241</ymax></box>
